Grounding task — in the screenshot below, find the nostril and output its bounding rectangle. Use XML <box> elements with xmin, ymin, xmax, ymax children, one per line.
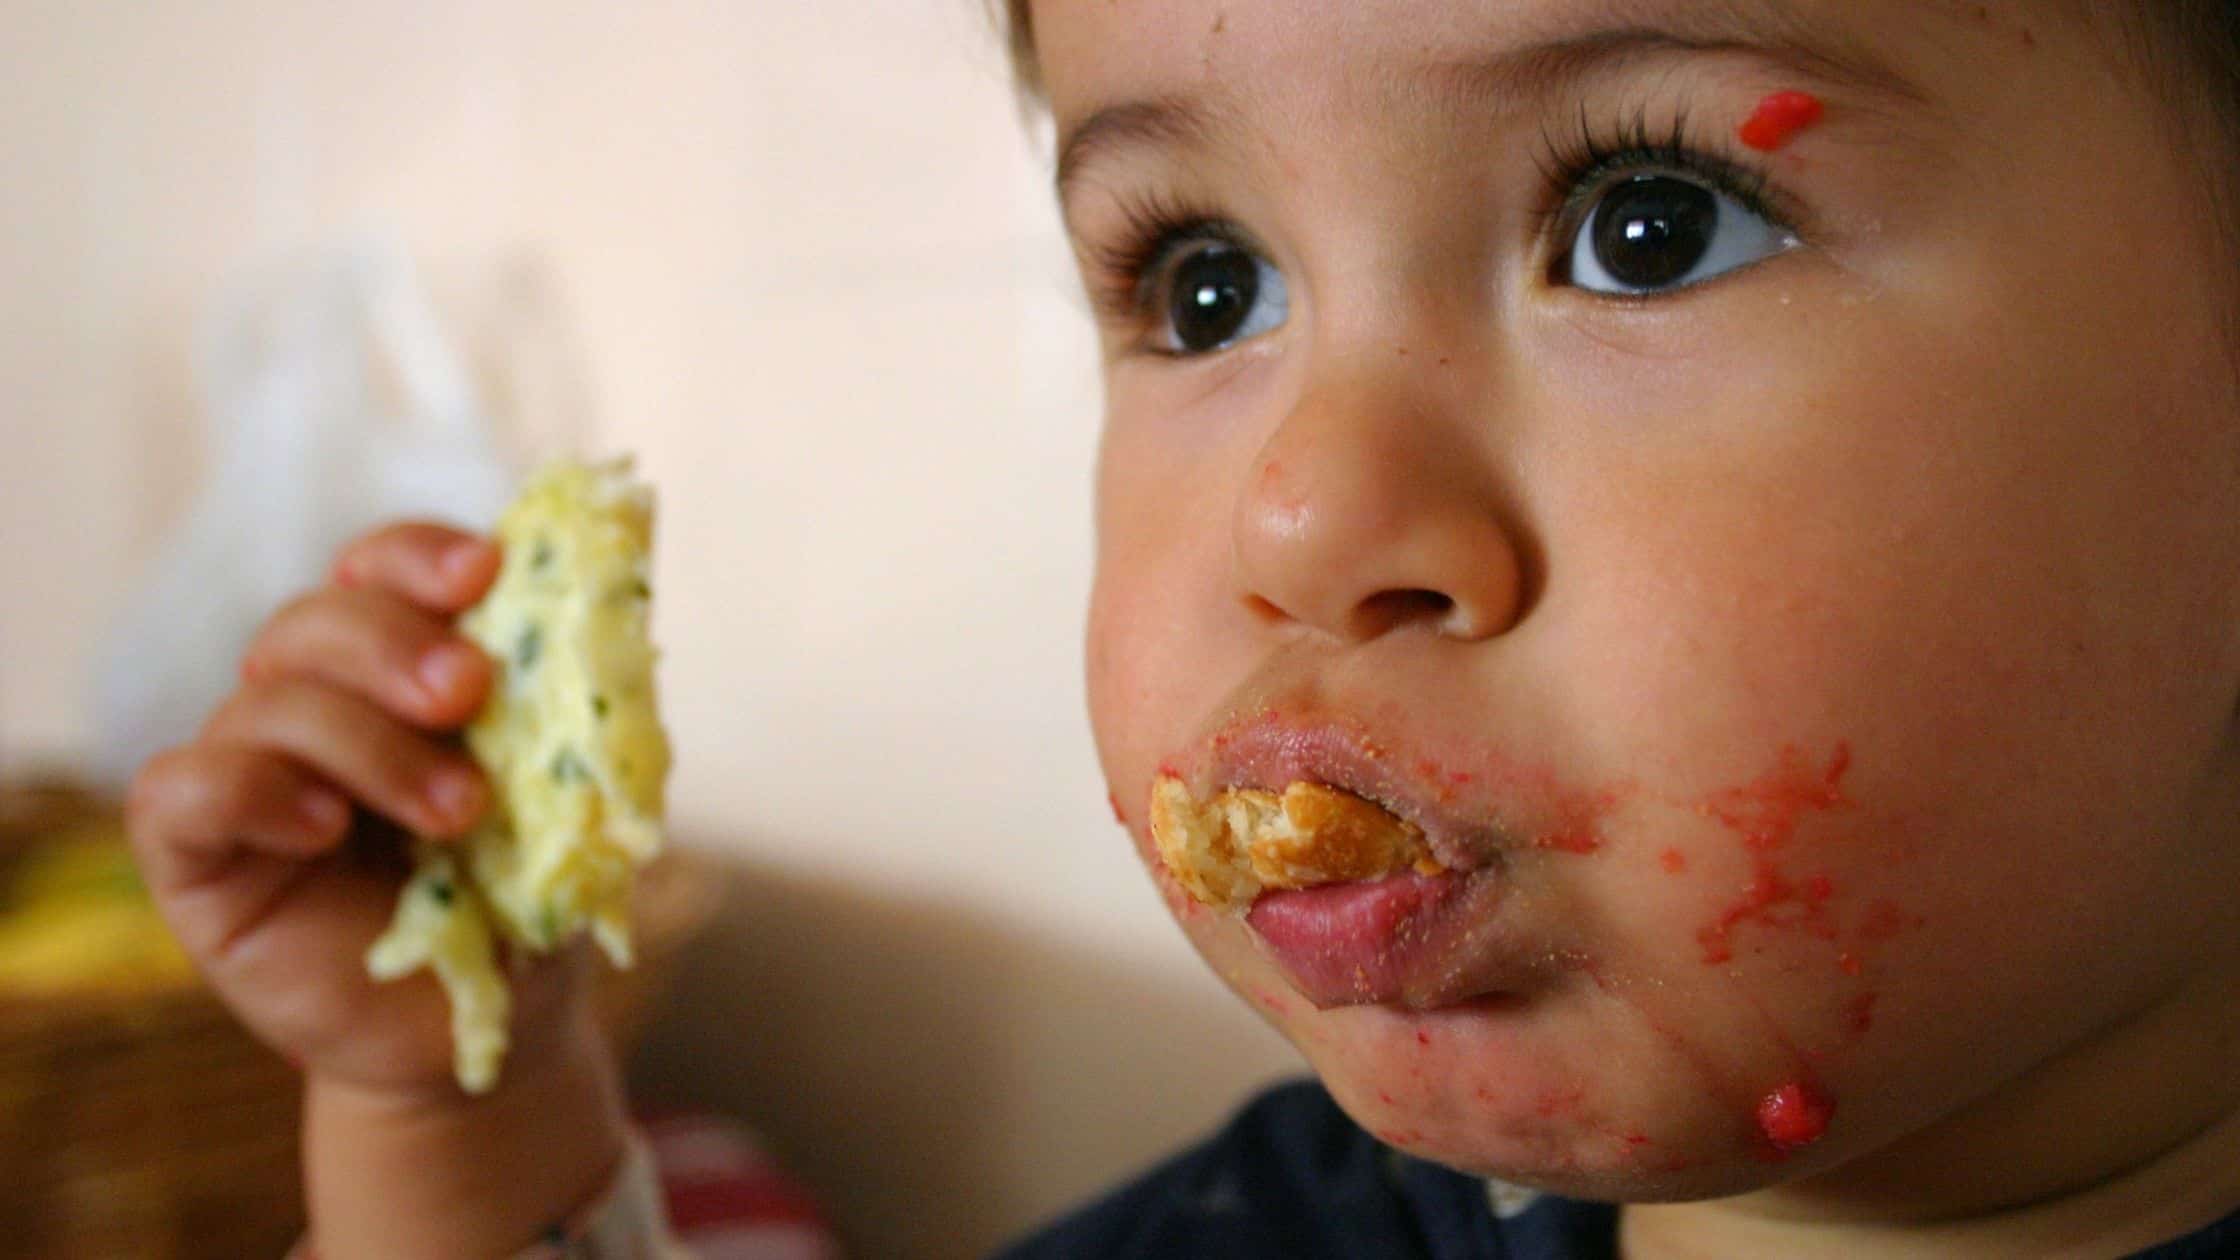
<box><xmin>1355</xmin><ymin>589</ymin><xmax>1453</xmax><ymax>635</ymax></box>
<box><xmin>1242</xmin><ymin>594</ymin><xmax>1286</xmax><ymax>624</ymax></box>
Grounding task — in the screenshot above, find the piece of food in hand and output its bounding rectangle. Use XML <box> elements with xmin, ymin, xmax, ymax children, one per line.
<box><xmin>1148</xmin><ymin>775</ymin><xmax>1442</xmax><ymax>909</ymax></box>
<box><xmin>368</xmin><ymin>456</ymin><xmax>671</xmax><ymax>1093</ymax></box>
<box><xmin>366</xmin><ymin>853</ymin><xmax>508</xmax><ymax>1085</ymax></box>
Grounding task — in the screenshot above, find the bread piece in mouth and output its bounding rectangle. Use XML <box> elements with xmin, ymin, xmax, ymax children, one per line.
<box><xmin>1149</xmin><ymin>775</ymin><xmax>1443</xmax><ymax>910</ymax></box>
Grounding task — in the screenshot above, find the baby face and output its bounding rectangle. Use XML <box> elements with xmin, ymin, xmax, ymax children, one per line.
<box><xmin>1052</xmin><ymin>0</ymin><xmax>2240</xmax><ymax>1203</ymax></box>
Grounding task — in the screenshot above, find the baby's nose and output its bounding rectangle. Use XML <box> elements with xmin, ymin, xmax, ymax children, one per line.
<box><xmin>1231</xmin><ymin>373</ymin><xmax>1527</xmax><ymax>644</ymax></box>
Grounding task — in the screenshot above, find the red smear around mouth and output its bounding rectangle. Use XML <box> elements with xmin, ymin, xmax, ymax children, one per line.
<box><xmin>1406</xmin><ymin>753</ymin><xmax>1619</xmax><ymax>853</ymax></box>
<box><xmin>1537</xmin><ymin>787</ymin><xmax>1619</xmax><ymax>853</ymax></box>
<box><xmin>1738</xmin><ymin>90</ymin><xmax>1824</xmax><ymax>152</ymax></box>
<box><xmin>1107</xmin><ymin>791</ymin><xmax>1127</xmax><ymax>826</ymax></box>
<box><xmin>1756</xmin><ymin>1079</ymin><xmax>1834</xmax><ymax>1152</ymax></box>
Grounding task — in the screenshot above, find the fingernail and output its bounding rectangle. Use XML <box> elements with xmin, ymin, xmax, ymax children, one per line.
<box><xmin>298</xmin><ymin>790</ymin><xmax>348</xmax><ymax>833</ymax></box>
<box><xmin>443</xmin><ymin>540</ymin><xmax>492</xmax><ymax>581</ymax></box>
<box><xmin>419</xmin><ymin>643</ymin><xmax>478</xmax><ymax>698</ymax></box>
<box><xmin>428</xmin><ymin>769</ymin><xmax>483</xmax><ymax>824</ymax></box>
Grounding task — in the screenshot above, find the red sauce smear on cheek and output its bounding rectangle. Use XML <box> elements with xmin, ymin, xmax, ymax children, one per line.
<box><xmin>1696</xmin><ymin>744</ymin><xmax>1852</xmax><ymax>963</ymax></box>
<box><xmin>1756</xmin><ymin>1080</ymin><xmax>1835</xmax><ymax>1151</ymax></box>
<box><xmin>1738</xmin><ymin>90</ymin><xmax>1825</xmax><ymax>152</ymax></box>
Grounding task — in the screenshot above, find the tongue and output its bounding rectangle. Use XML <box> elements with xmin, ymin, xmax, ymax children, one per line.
<box><xmin>1245</xmin><ymin>871</ymin><xmax>1462</xmax><ymax>1005</ymax></box>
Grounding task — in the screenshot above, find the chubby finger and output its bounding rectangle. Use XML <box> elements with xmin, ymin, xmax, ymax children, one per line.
<box><xmin>128</xmin><ymin>744</ymin><xmax>353</xmax><ymax>887</ymax></box>
<box><xmin>244</xmin><ymin>585</ymin><xmax>492</xmax><ymax>728</ymax></box>
<box><xmin>332</xmin><ymin>520</ymin><xmax>501</xmax><ymax>614</ymax></box>
<box><xmin>203</xmin><ymin>679</ymin><xmax>487</xmax><ymax>840</ymax></box>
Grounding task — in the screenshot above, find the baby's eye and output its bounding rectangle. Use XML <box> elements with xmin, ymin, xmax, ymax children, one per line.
<box><xmin>1150</xmin><ymin>239</ymin><xmax>1290</xmax><ymax>354</ymax></box>
<box><xmin>1562</xmin><ymin>173</ymin><xmax>1794</xmax><ymax>296</ymax></box>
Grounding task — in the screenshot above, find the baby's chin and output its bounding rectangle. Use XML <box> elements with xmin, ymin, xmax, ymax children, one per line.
<box><xmin>1311</xmin><ymin>1045</ymin><xmax>1839</xmax><ymax>1203</ymax></box>
<box><xmin>1236</xmin><ymin>971</ymin><xmax>1853</xmax><ymax>1204</ymax></box>
<box><xmin>1168</xmin><ymin>863</ymin><xmax>1870</xmax><ymax>1200</ymax></box>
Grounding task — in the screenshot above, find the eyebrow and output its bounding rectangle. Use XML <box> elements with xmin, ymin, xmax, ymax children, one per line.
<box><xmin>1057</xmin><ymin>97</ymin><xmax>1224</xmax><ymax>202</ymax></box>
<box><xmin>1054</xmin><ymin>3</ymin><xmax>1937</xmax><ymax>206</ymax></box>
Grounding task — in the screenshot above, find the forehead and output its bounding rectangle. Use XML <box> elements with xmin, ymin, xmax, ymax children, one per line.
<box><xmin>1030</xmin><ymin>0</ymin><xmax>2062</xmax><ymax>134</ymax></box>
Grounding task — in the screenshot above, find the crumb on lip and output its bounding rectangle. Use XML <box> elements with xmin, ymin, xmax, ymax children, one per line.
<box><xmin>1148</xmin><ymin>775</ymin><xmax>1443</xmax><ymax>909</ymax></box>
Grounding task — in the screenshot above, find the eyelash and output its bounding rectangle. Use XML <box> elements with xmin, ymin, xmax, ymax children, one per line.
<box><xmin>1080</xmin><ymin>103</ymin><xmax>1805</xmax><ymax>333</ymax></box>
<box><xmin>1530</xmin><ymin>104</ymin><xmax>1799</xmax><ymax>250</ymax></box>
<box><xmin>1081</xmin><ymin>188</ymin><xmax>1240</xmax><ymax>328</ymax></box>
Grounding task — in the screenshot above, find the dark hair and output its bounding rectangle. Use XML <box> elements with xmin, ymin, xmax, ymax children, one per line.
<box><xmin>995</xmin><ymin>0</ymin><xmax>1040</xmax><ymax>103</ymax></box>
<box><xmin>2130</xmin><ymin>3</ymin><xmax>2240</xmax><ymax>251</ymax></box>
<box><xmin>2144</xmin><ymin>3</ymin><xmax>2240</xmax><ymax>134</ymax></box>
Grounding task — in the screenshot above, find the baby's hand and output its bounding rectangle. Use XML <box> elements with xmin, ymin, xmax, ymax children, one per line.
<box><xmin>126</xmin><ymin>522</ymin><xmax>586</xmax><ymax>1099</ymax></box>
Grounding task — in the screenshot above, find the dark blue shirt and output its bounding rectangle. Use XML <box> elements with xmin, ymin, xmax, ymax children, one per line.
<box><xmin>994</xmin><ymin>1080</ymin><xmax>2240</xmax><ymax>1259</ymax></box>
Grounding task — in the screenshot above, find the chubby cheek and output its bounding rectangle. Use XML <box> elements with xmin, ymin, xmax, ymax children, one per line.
<box><xmin>1084</xmin><ymin>498</ymin><xmax>1250</xmax><ymax>934</ymax></box>
<box><xmin>1082</xmin><ymin>588</ymin><xmax>1142</xmax><ymax>782</ymax></box>
<box><xmin>1282</xmin><ymin>751</ymin><xmax>1910</xmax><ymax>1192</ymax></box>
<box><xmin>1278</xmin><ymin>714</ymin><xmax>2203</xmax><ymax>1194</ymax></box>
<box><xmin>1084</xmin><ymin>451</ymin><xmax>1240</xmax><ymax>812</ymax></box>
<box><xmin>1085</xmin><ymin>587</ymin><xmax>1188</xmax><ymax>821</ymax></box>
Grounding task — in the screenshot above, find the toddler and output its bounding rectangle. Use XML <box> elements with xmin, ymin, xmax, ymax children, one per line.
<box><xmin>129</xmin><ymin>1</ymin><xmax>2240</xmax><ymax>1255</ymax></box>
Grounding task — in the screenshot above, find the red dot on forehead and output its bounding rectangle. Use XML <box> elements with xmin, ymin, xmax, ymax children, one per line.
<box><xmin>1738</xmin><ymin>90</ymin><xmax>1825</xmax><ymax>152</ymax></box>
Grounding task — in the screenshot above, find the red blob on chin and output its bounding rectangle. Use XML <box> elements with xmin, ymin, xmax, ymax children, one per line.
<box><xmin>1756</xmin><ymin>1080</ymin><xmax>1835</xmax><ymax>1152</ymax></box>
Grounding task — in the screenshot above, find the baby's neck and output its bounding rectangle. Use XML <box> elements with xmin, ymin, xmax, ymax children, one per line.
<box><xmin>1620</xmin><ymin>965</ymin><xmax>2240</xmax><ymax>1259</ymax></box>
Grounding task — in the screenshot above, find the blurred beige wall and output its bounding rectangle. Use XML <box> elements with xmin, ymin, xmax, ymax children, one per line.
<box><xmin>0</xmin><ymin>4</ymin><xmax>1299</xmax><ymax>1256</ymax></box>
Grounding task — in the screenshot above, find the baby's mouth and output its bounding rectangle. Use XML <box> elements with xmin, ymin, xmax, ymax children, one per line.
<box><xmin>1156</xmin><ymin>703</ymin><xmax>1521</xmax><ymax>881</ymax></box>
<box><xmin>1148</xmin><ymin>705</ymin><xmax>1536</xmax><ymax>1007</ymax></box>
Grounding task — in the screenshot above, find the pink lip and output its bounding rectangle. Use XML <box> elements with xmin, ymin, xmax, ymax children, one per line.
<box><xmin>1186</xmin><ymin>707</ymin><xmax>1520</xmax><ymax>872</ymax></box>
<box><xmin>1169</xmin><ymin>701</ymin><xmax>1587</xmax><ymax>1008</ymax></box>
<box><xmin>1246</xmin><ymin>870</ymin><xmax>1493</xmax><ymax>1006</ymax></box>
